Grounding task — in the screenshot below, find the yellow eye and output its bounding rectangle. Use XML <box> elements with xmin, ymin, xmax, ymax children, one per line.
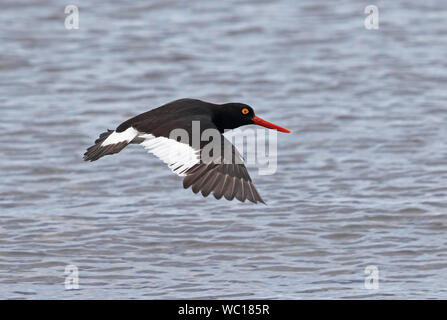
<box><xmin>241</xmin><ymin>108</ymin><xmax>249</xmax><ymax>115</ymax></box>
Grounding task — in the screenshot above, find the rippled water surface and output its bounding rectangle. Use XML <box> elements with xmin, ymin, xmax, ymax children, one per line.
<box><xmin>1</xmin><ymin>0</ymin><xmax>447</xmax><ymax>299</ymax></box>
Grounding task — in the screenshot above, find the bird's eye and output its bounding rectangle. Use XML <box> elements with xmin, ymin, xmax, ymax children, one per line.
<box><xmin>241</xmin><ymin>108</ymin><xmax>249</xmax><ymax>115</ymax></box>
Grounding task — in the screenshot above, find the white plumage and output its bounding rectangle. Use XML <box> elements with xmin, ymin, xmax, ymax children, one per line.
<box><xmin>139</xmin><ymin>134</ymin><xmax>200</xmax><ymax>176</ymax></box>
<box><xmin>101</xmin><ymin>127</ymin><xmax>139</xmax><ymax>147</ymax></box>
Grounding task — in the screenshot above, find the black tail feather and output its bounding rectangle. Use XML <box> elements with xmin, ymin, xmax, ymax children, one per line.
<box><xmin>83</xmin><ymin>130</ymin><xmax>128</xmax><ymax>161</ymax></box>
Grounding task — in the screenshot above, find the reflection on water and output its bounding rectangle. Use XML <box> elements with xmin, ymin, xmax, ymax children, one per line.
<box><xmin>1</xmin><ymin>0</ymin><xmax>447</xmax><ymax>299</ymax></box>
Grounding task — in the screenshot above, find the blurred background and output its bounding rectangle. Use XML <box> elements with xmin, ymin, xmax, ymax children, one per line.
<box><xmin>1</xmin><ymin>0</ymin><xmax>447</xmax><ymax>299</ymax></box>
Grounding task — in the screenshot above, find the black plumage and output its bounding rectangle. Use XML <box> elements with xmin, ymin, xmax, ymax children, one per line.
<box><xmin>84</xmin><ymin>130</ymin><xmax>129</xmax><ymax>161</ymax></box>
<box><xmin>83</xmin><ymin>98</ymin><xmax>290</xmax><ymax>204</ymax></box>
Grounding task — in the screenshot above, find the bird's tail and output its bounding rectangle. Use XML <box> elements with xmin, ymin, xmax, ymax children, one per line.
<box><xmin>83</xmin><ymin>129</ymin><xmax>130</xmax><ymax>161</ymax></box>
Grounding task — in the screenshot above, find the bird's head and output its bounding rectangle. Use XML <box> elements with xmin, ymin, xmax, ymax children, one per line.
<box><xmin>216</xmin><ymin>103</ymin><xmax>291</xmax><ymax>133</ymax></box>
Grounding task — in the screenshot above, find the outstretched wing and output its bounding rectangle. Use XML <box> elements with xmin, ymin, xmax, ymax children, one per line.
<box><xmin>134</xmin><ymin>117</ymin><xmax>265</xmax><ymax>204</ymax></box>
<box><xmin>139</xmin><ymin>133</ymin><xmax>201</xmax><ymax>176</ymax></box>
<box><xmin>84</xmin><ymin>127</ymin><xmax>139</xmax><ymax>161</ymax></box>
<box><xmin>182</xmin><ymin>137</ymin><xmax>265</xmax><ymax>204</ymax></box>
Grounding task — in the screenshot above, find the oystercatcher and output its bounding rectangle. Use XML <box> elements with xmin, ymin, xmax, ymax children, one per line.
<box><xmin>84</xmin><ymin>99</ymin><xmax>290</xmax><ymax>204</ymax></box>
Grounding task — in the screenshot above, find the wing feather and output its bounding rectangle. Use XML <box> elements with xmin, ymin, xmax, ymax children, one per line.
<box><xmin>135</xmin><ymin>120</ymin><xmax>264</xmax><ymax>204</ymax></box>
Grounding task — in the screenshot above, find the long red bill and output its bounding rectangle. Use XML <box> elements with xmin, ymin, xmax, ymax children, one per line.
<box><xmin>252</xmin><ymin>116</ymin><xmax>291</xmax><ymax>133</ymax></box>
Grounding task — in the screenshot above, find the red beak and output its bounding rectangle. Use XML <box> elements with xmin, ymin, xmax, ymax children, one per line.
<box><xmin>252</xmin><ymin>116</ymin><xmax>291</xmax><ymax>133</ymax></box>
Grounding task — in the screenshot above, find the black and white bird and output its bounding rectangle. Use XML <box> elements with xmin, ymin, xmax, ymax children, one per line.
<box><xmin>84</xmin><ymin>98</ymin><xmax>290</xmax><ymax>204</ymax></box>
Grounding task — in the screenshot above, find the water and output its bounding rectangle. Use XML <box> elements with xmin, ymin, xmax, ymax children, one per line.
<box><xmin>1</xmin><ymin>0</ymin><xmax>447</xmax><ymax>299</ymax></box>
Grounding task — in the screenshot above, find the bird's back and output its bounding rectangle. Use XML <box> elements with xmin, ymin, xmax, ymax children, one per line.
<box><xmin>116</xmin><ymin>98</ymin><xmax>217</xmax><ymax>133</ymax></box>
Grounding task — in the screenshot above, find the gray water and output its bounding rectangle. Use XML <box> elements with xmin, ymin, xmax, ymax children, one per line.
<box><xmin>1</xmin><ymin>0</ymin><xmax>447</xmax><ymax>299</ymax></box>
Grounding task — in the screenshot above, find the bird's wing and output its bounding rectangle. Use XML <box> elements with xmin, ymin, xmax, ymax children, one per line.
<box><xmin>134</xmin><ymin>116</ymin><xmax>210</xmax><ymax>176</ymax></box>
<box><xmin>139</xmin><ymin>133</ymin><xmax>201</xmax><ymax>176</ymax></box>
<box><xmin>134</xmin><ymin>117</ymin><xmax>264</xmax><ymax>204</ymax></box>
<box><xmin>182</xmin><ymin>136</ymin><xmax>265</xmax><ymax>204</ymax></box>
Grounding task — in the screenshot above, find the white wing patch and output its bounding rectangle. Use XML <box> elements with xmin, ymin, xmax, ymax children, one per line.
<box><xmin>101</xmin><ymin>127</ymin><xmax>139</xmax><ymax>146</ymax></box>
<box><xmin>140</xmin><ymin>134</ymin><xmax>200</xmax><ymax>176</ymax></box>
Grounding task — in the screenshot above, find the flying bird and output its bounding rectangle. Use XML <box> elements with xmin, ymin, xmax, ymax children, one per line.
<box><xmin>84</xmin><ymin>99</ymin><xmax>290</xmax><ymax>204</ymax></box>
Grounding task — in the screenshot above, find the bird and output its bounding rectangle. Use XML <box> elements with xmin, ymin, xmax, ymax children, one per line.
<box><xmin>84</xmin><ymin>98</ymin><xmax>290</xmax><ymax>204</ymax></box>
